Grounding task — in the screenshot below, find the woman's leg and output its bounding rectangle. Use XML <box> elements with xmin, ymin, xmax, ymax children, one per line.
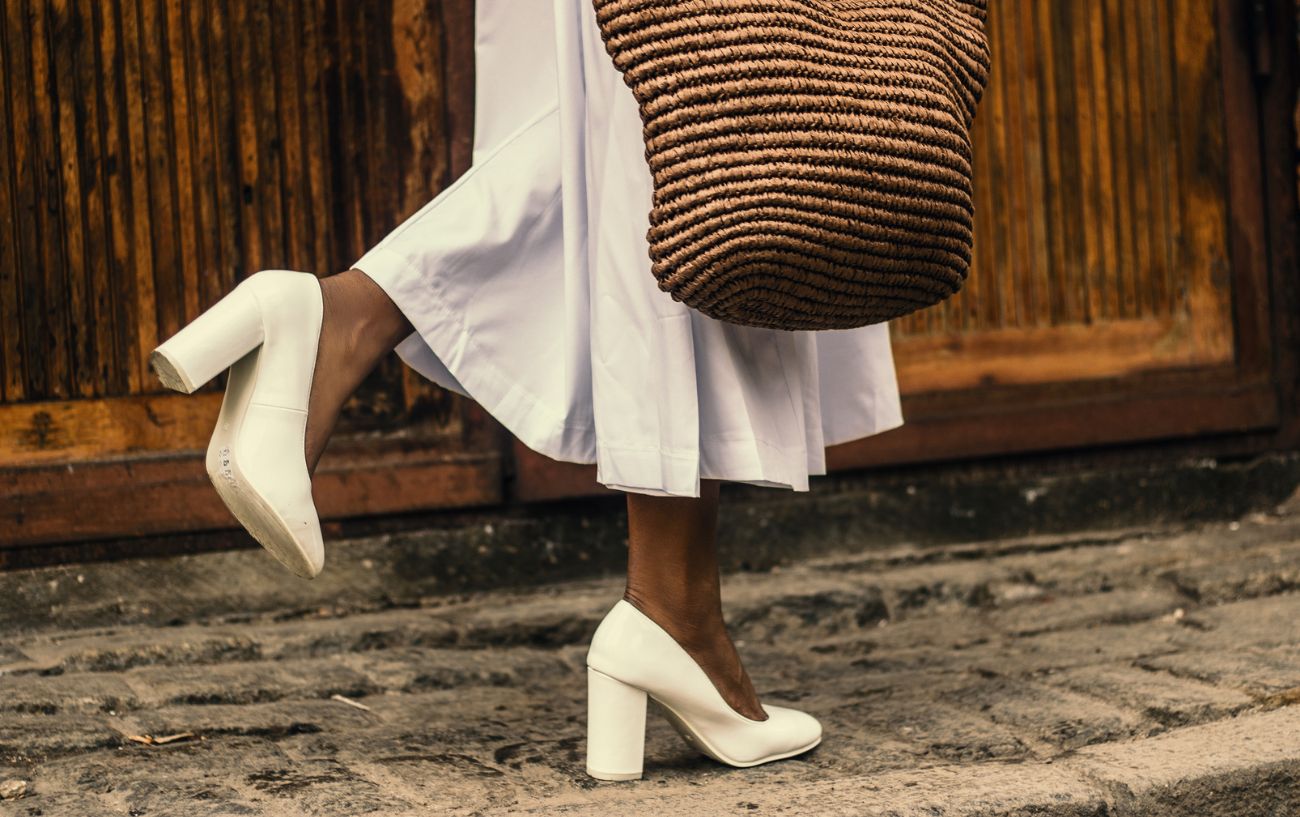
<box><xmin>301</xmin><ymin>273</ymin><xmax>766</xmax><ymax>721</ymax></box>
<box><xmin>624</xmin><ymin>479</ymin><xmax>767</xmax><ymax>721</ymax></box>
<box><xmin>303</xmin><ymin>269</ymin><xmax>413</xmax><ymax>472</ymax></box>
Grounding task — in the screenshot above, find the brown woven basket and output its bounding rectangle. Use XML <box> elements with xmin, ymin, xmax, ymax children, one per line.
<box><xmin>591</xmin><ymin>0</ymin><xmax>992</xmax><ymax>330</ymax></box>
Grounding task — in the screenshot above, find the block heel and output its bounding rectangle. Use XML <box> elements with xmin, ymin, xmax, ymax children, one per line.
<box><xmin>586</xmin><ymin>666</ymin><xmax>648</xmax><ymax>781</ymax></box>
<box><xmin>585</xmin><ymin>599</ymin><xmax>822</xmax><ymax>780</ymax></box>
<box><xmin>149</xmin><ymin>282</ymin><xmax>265</xmax><ymax>394</ymax></box>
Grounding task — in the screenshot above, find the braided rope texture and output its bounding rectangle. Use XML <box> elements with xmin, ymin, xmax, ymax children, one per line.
<box><xmin>592</xmin><ymin>0</ymin><xmax>992</xmax><ymax>330</ymax></box>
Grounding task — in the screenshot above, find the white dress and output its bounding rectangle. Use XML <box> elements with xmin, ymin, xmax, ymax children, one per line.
<box><xmin>350</xmin><ymin>0</ymin><xmax>903</xmax><ymax>499</ymax></box>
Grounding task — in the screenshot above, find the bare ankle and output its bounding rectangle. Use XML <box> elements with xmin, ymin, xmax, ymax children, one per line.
<box><xmin>621</xmin><ymin>589</ymin><xmax>725</xmax><ymax>643</ymax></box>
<box><xmin>622</xmin><ymin>592</ymin><xmax>766</xmax><ymax>720</ymax></box>
<box><xmin>304</xmin><ymin>271</ymin><xmax>408</xmax><ymax>471</ymax></box>
<box><xmin>334</xmin><ymin>269</ymin><xmax>414</xmax><ymax>361</ymax></box>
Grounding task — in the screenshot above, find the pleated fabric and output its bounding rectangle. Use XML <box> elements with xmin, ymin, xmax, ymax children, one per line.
<box><xmin>349</xmin><ymin>0</ymin><xmax>903</xmax><ymax>498</ymax></box>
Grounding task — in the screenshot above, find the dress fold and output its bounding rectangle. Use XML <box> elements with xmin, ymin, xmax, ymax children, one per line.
<box><xmin>351</xmin><ymin>0</ymin><xmax>904</xmax><ymax>498</ymax></box>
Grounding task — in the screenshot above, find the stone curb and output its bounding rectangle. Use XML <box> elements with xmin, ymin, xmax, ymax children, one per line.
<box><xmin>5</xmin><ymin>508</ymin><xmax>1300</xmax><ymax>815</ymax></box>
<box><xmin>519</xmin><ymin>708</ymin><xmax>1300</xmax><ymax>817</ymax></box>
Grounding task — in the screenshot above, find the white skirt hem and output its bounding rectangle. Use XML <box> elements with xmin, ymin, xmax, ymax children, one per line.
<box><xmin>357</xmin><ymin>241</ymin><xmax>905</xmax><ymax>498</ymax></box>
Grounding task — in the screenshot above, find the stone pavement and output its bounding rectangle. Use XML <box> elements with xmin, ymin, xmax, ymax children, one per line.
<box><xmin>3</xmin><ymin>509</ymin><xmax>1300</xmax><ymax>815</ymax></box>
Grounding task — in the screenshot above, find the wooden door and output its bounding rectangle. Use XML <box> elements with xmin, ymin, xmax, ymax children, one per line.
<box><xmin>513</xmin><ymin>0</ymin><xmax>1296</xmax><ymax>500</ymax></box>
<box><xmin>0</xmin><ymin>0</ymin><xmax>496</xmax><ymax>548</ymax></box>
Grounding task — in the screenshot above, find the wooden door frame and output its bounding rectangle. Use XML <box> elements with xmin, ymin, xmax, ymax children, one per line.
<box><xmin>509</xmin><ymin>0</ymin><xmax>1300</xmax><ymax>502</ymax></box>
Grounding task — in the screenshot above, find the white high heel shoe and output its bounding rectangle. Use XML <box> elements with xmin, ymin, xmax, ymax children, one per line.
<box><xmin>585</xmin><ymin>599</ymin><xmax>822</xmax><ymax>781</ymax></box>
<box><xmin>149</xmin><ymin>269</ymin><xmax>326</xmax><ymax>578</ymax></box>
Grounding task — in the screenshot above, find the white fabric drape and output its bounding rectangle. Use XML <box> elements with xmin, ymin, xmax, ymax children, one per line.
<box><xmin>350</xmin><ymin>0</ymin><xmax>903</xmax><ymax>498</ymax></box>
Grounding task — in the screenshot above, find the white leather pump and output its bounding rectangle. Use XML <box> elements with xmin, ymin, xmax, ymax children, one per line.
<box><xmin>585</xmin><ymin>599</ymin><xmax>822</xmax><ymax>781</ymax></box>
<box><xmin>149</xmin><ymin>270</ymin><xmax>326</xmax><ymax>578</ymax></box>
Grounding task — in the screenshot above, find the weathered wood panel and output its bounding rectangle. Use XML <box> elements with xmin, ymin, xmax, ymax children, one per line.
<box><xmin>0</xmin><ymin>0</ymin><xmax>467</xmax><ymax>467</ymax></box>
<box><xmin>0</xmin><ymin>0</ymin><xmax>455</xmax><ymax>405</ymax></box>
<box><xmin>891</xmin><ymin>0</ymin><xmax>1235</xmax><ymax>392</ymax></box>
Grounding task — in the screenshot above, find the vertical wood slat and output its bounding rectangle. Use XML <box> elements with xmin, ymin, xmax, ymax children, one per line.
<box><xmin>1122</xmin><ymin>0</ymin><xmax>1153</xmax><ymax>318</ymax></box>
<box><xmin>969</xmin><ymin>0</ymin><xmax>1001</xmax><ymax>332</ymax></box>
<box><xmin>299</xmin><ymin>0</ymin><xmax>333</xmax><ymax>276</ymax></box>
<box><xmin>1010</xmin><ymin>2</ymin><xmax>1050</xmax><ymax>329</ymax></box>
<box><xmin>251</xmin><ymin>0</ymin><xmax>285</xmax><ymax>271</ymax></box>
<box><xmin>1171</xmin><ymin>0</ymin><xmax>1234</xmax><ymax>362</ymax></box>
<box><xmin>993</xmin><ymin>3</ymin><xmax>1024</xmax><ymax>329</ymax></box>
<box><xmin>51</xmin><ymin>0</ymin><xmax>93</xmax><ymax>398</ymax></box>
<box><xmin>321</xmin><ymin>0</ymin><xmax>361</xmax><ymax>269</ymax></box>
<box><xmin>0</xmin><ymin>2</ymin><xmax>26</xmax><ymax>400</ymax></box>
<box><xmin>1033</xmin><ymin>2</ymin><xmax>1071</xmax><ymax>325</ymax></box>
<box><xmin>1102</xmin><ymin>0</ymin><xmax>1136</xmax><ymax>320</ymax></box>
<box><xmin>1142</xmin><ymin>0</ymin><xmax>1175</xmax><ymax>319</ymax></box>
<box><xmin>183</xmin><ymin>0</ymin><xmax>219</xmax><ymax>312</ymax></box>
<box><xmin>270</xmin><ymin>0</ymin><xmax>309</xmax><ymax>270</ymax></box>
<box><xmin>987</xmin><ymin>3</ymin><xmax>1019</xmax><ymax>329</ymax></box>
<box><xmin>25</xmin><ymin>0</ymin><xmax>72</xmax><ymax>399</ymax></box>
<box><xmin>137</xmin><ymin>0</ymin><xmax>181</xmax><ymax>346</ymax></box>
<box><xmin>80</xmin><ymin>0</ymin><xmax>124</xmax><ymax>394</ymax></box>
<box><xmin>1054</xmin><ymin>3</ymin><xmax>1090</xmax><ymax>325</ymax></box>
<box><xmin>227</xmin><ymin>0</ymin><xmax>262</xmax><ymax>272</ymax></box>
<box><xmin>1159</xmin><ymin>0</ymin><xmax>1187</xmax><ymax>325</ymax></box>
<box><xmin>205</xmin><ymin>0</ymin><xmax>240</xmax><ymax>303</ymax></box>
<box><xmin>163</xmin><ymin>0</ymin><xmax>200</xmax><ymax>327</ymax></box>
<box><xmin>117</xmin><ymin>0</ymin><xmax>161</xmax><ymax>393</ymax></box>
<box><xmin>1076</xmin><ymin>0</ymin><xmax>1108</xmax><ymax>324</ymax></box>
<box><xmin>95</xmin><ymin>0</ymin><xmax>140</xmax><ymax>392</ymax></box>
<box><xmin>360</xmin><ymin>3</ymin><xmax>385</xmax><ymax>252</ymax></box>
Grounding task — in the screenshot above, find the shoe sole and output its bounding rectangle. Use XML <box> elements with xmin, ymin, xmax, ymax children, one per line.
<box><xmin>204</xmin><ymin>349</ymin><xmax>320</xmax><ymax>579</ymax></box>
<box><xmin>149</xmin><ymin>348</ymin><xmax>199</xmax><ymax>394</ymax></box>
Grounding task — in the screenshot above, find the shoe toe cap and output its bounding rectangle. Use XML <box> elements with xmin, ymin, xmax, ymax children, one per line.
<box><xmin>763</xmin><ymin>705</ymin><xmax>823</xmax><ymax>751</ymax></box>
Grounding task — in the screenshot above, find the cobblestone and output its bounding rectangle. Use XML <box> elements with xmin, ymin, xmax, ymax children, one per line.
<box><xmin>2</xmin><ymin>512</ymin><xmax>1300</xmax><ymax>814</ymax></box>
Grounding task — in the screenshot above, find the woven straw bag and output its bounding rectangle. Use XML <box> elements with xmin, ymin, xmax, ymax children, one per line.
<box><xmin>591</xmin><ymin>0</ymin><xmax>992</xmax><ymax>330</ymax></box>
